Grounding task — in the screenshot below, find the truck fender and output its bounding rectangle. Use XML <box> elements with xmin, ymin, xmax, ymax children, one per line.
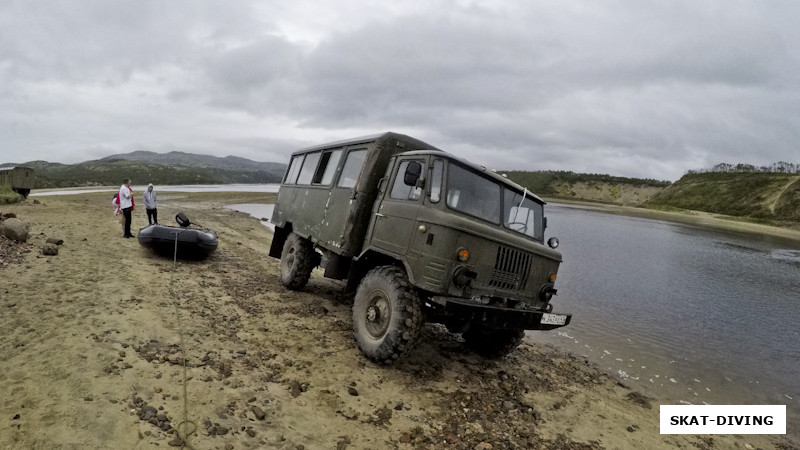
<box><xmin>347</xmin><ymin>247</ymin><xmax>416</xmax><ymax>292</ymax></box>
<box><xmin>269</xmin><ymin>224</ymin><xmax>292</xmax><ymax>258</ymax></box>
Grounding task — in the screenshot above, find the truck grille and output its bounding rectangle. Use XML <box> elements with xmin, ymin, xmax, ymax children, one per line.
<box><xmin>488</xmin><ymin>246</ymin><xmax>532</xmax><ymax>291</ymax></box>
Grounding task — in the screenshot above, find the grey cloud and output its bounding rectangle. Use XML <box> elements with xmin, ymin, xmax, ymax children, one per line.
<box><xmin>1</xmin><ymin>1</ymin><xmax>800</xmax><ymax>180</ymax></box>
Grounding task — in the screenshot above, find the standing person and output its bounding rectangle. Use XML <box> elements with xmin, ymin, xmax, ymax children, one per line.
<box><xmin>143</xmin><ymin>183</ymin><xmax>158</xmax><ymax>225</ymax></box>
<box><xmin>119</xmin><ymin>178</ymin><xmax>134</xmax><ymax>238</ymax></box>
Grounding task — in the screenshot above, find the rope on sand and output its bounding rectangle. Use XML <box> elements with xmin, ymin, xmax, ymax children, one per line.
<box><xmin>168</xmin><ymin>231</ymin><xmax>197</xmax><ymax>449</ymax></box>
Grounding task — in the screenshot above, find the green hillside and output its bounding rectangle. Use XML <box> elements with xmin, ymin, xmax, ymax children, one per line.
<box><xmin>646</xmin><ymin>172</ymin><xmax>800</xmax><ymax>222</ymax></box>
<box><xmin>1</xmin><ymin>153</ymin><xmax>287</xmax><ymax>189</ymax></box>
<box><xmin>503</xmin><ymin>171</ymin><xmax>670</xmax><ymax>194</ymax></box>
<box><xmin>100</xmin><ymin>151</ymin><xmax>286</xmax><ymax>174</ymax></box>
<box><xmin>503</xmin><ymin>170</ymin><xmax>671</xmax><ymax>206</ymax></box>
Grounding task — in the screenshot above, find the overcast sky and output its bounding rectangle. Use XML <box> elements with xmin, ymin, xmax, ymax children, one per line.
<box><xmin>1</xmin><ymin>1</ymin><xmax>798</xmax><ymax>180</ymax></box>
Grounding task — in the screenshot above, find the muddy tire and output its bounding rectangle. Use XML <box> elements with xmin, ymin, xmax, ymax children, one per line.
<box><xmin>353</xmin><ymin>266</ymin><xmax>423</xmax><ymax>364</ymax></box>
<box><xmin>463</xmin><ymin>326</ymin><xmax>525</xmax><ymax>358</ymax></box>
<box><xmin>279</xmin><ymin>233</ymin><xmax>315</xmax><ymax>290</ymax></box>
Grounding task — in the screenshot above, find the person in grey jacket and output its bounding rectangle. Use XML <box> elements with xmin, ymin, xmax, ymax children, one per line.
<box><xmin>143</xmin><ymin>183</ymin><xmax>158</xmax><ymax>225</ymax></box>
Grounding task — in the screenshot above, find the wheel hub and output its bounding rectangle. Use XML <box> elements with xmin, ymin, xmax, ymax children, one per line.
<box><xmin>366</xmin><ymin>306</ymin><xmax>378</xmax><ymax>322</ymax></box>
<box><xmin>364</xmin><ymin>290</ymin><xmax>391</xmax><ymax>339</ymax></box>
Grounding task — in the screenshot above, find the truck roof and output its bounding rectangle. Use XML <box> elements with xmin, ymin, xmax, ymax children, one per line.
<box><xmin>291</xmin><ymin>132</ymin><xmax>544</xmax><ymax>204</ymax></box>
<box><xmin>293</xmin><ymin>132</ymin><xmax>441</xmax><ymax>154</ymax></box>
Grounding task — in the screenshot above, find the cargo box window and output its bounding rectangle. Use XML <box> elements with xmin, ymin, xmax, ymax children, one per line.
<box><xmin>284</xmin><ymin>155</ymin><xmax>305</xmax><ymax>185</ymax></box>
<box><xmin>296</xmin><ymin>152</ymin><xmax>321</xmax><ymax>185</ymax></box>
<box><xmin>314</xmin><ymin>150</ymin><xmax>343</xmax><ymax>185</ymax></box>
<box><xmin>337</xmin><ymin>149</ymin><xmax>367</xmax><ymax>188</ymax></box>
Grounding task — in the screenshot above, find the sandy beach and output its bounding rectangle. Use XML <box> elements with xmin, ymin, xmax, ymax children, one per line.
<box><xmin>1</xmin><ymin>192</ymin><xmax>794</xmax><ymax>449</ymax></box>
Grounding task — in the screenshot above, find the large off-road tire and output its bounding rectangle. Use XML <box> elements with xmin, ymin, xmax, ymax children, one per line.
<box><xmin>463</xmin><ymin>326</ymin><xmax>525</xmax><ymax>358</ymax></box>
<box><xmin>279</xmin><ymin>233</ymin><xmax>315</xmax><ymax>290</ymax></box>
<box><xmin>352</xmin><ymin>266</ymin><xmax>424</xmax><ymax>364</ymax></box>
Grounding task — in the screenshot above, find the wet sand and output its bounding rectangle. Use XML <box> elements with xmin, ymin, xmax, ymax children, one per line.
<box><xmin>0</xmin><ymin>192</ymin><xmax>794</xmax><ymax>449</ymax></box>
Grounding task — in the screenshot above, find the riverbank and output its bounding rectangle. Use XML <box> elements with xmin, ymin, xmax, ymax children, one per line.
<box><xmin>0</xmin><ymin>192</ymin><xmax>793</xmax><ymax>449</ymax></box>
<box><xmin>544</xmin><ymin>197</ymin><xmax>800</xmax><ymax>248</ymax></box>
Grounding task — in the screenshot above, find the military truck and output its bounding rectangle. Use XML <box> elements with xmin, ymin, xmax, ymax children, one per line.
<box><xmin>270</xmin><ymin>132</ymin><xmax>570</xmax><ymax>363</ymax></box>
<box><xmin>0</xmin><ymin>166</ymin><xmax>34</xmax><ymax>199</ymax></box>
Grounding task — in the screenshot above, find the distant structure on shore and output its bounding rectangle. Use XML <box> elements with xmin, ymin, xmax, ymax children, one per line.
<box><xmin>0</xmin><ymin>166</ymin><xmax>34</xmax><ymax>199</ymax></box>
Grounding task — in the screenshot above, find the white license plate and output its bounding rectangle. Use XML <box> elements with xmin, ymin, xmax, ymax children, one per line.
<box><xmin>540</xmin><ymin>313</ymin><xmax>567</xmax><ymax>326</ymax></box>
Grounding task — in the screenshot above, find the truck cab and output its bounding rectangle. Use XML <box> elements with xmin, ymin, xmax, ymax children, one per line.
<box><xmin>270</xmin><ymin>133</ymin><xmax>570</xmax><ymax>362</ymax></box>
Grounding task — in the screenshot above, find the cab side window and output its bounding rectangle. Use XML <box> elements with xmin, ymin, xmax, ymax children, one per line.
<box><xmin>429</xmin><ymin>159</ymin><xmax>443</xmax><ymax>203</ymax></box>
<box><xmin>390</xmin><ymin>160</ymin><xmax>424</xmax><ymax>201</ymax></box>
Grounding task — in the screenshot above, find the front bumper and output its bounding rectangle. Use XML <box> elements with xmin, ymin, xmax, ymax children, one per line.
<box><xmin>442</xmin><ymin>297</ymin><xmax>571</xmax><ymax>330</ymax></box>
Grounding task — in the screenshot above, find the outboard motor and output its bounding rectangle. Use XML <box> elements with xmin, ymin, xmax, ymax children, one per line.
<box><xmin>176</xmin><ymin>213</ymin><xmax>191</xmax><ymax>228</ymax></box>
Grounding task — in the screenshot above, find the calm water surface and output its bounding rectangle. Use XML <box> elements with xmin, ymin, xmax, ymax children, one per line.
<box><xmin>537</xmin><ymin>203</ymin><xmax>800</xmax><ymax>432</ymax></box>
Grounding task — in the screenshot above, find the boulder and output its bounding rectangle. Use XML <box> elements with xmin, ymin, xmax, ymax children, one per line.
<box><xmin>1</xmin><ymin>218</ymin><xmax>29</xmax><ymax>242</ymax></box>
<box><xmin>46</xmin><ymin>237</ymin><xmax>64</xmax><ymax>246</ymax></box>
<box><xmin>42</xmin><ymin>243</ymin><xmax>59</xmax><ymax>256</ymax></box>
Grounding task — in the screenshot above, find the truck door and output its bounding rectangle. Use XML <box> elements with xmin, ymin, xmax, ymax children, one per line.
<box><xmin>370</xmin><ymin>157</ymin><xmax>426</xmax><ymax>256</ymax></box>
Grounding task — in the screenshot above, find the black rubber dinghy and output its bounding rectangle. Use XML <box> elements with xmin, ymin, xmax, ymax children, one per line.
<box><xmin>137</xmin><ymin>213</ymin><xmax>218</xmax><ymax>258</ymax></box>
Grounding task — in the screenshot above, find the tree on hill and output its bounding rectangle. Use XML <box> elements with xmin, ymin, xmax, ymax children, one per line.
<box><xmin>688</xmin><ymin>161</ymin><xmax>799</xmax><ymax>174</ymax></box>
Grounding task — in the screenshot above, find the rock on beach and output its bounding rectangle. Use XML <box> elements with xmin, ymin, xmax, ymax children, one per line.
<box><xmin>42</xmin><ymin>243</ymin><xmax>59</xmax><ymax>256</ymax></box>
<box><xmin>1</xmin><ymin>217</ymin><xmax>29</xmax><ymax>242</ymax></box>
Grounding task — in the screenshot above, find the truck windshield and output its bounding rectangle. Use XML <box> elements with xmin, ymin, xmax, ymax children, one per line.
<box><xmin>446</xmin><ymin>164</ymin><xmax>501</xmax><ymax>224</ymax></box>
<box><xmin>445</xmin><ymin>162</ymin><xmax>544</xmax><ymax>241</ymax></box>
<box><xmin>503</xmin><ymin>189</ymin><xmax>544</xmax><ymax>241</ymax></box>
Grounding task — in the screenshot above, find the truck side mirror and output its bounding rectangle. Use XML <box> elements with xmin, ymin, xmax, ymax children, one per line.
<box><xmin>404</xmin><ymin>161</ymin><xmax>422</xmax><ymax>186</ymax></box>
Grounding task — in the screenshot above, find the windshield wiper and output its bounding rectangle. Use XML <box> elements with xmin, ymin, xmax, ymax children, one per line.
<box><xmin>511</xmin><ymin>188</ymin><xmax>527</xmax><ymax>225</ymax></box>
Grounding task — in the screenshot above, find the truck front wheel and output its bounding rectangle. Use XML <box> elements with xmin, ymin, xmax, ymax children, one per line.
<box><xmin>463</xmin><ymin>326</ymin><xmax>525</xmax><ymax>358</ymax></box>
<box><xmin>353</xmin><ymin>266</ymin><xmax>423</xmax><ymax>364</ymax></box>
<box><xmin>279</xmin><ymin>233</ymin><xmax>315</xmax><ymax>290</ymax></box>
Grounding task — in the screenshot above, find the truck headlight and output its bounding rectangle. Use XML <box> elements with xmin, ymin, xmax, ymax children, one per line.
<box><xmin>453</xmin><ymin>267</ymin><xmax>477</xmax><ymax>287</ymax></box>
<box><xmin>456</xmin><ymin>248</ymin><xmax>470</xmax><ymax>262</ymax></box>
<box><xmin>547</xmin><ymin>237</ymin><xmax>559</xmax><ymax>249</ymax></box>
<box><xmin>540</xmin><ymin>286</ymin><xmax>557</xmax><ymax>302</ymax></box>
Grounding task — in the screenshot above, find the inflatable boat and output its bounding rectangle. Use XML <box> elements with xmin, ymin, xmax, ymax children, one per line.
<box><xmin>137</xmin><ymin>213</ymin><xmax>218</xmax><ymax>258</ymax></box>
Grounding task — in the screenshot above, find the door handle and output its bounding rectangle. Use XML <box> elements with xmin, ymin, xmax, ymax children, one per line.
<box><xmin>375</xmin><ymin>213</ymin><xmax>386</xmax><ymax>218</ymax></box>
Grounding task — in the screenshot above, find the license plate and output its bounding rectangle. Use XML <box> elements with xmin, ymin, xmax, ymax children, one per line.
<box><xmin>540</xmin><ymin>313</ymin><xmax>567</xmax><ymax>326</ymax></box>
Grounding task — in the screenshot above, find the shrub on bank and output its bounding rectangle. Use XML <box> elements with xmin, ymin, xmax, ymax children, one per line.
<box><xmin>0</xmin><ymin>185</ymin><xmax>21</xmax><ymax>204</ymax></box>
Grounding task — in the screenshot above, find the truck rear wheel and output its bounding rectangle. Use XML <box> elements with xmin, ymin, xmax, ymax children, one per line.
<box><xmin>279</xmin><ymin>233</ymin><xmax>315</xmax><ymax>290</ymax></box>
<box><xmin>463</xmin><ymin>326</ymin><xmax>525</xmax><ymax>358</ymax></box>
<box><xmin>353</xmin><ymin>266</ymin><xmax>423</xmax><ymax>364</ymax></box>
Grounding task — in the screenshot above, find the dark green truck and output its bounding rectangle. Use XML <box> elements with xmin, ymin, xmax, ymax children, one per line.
<box><xmin>270</xmin><ymin>132</ymin><xmax>570</xmax><ymax>363</ymax></box>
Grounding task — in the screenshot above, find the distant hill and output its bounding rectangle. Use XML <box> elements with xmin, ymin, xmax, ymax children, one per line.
<box><xmin>100</xmin><ymin>151</ymin><xmax>285</xmax><ymax>173</ymax></box>
<box><xmin>504</xmin><ymin>170</ymin><xmax>671</xmax><ymax>206</ymax></box>
<box><xmin>646</xmin><ymin>172</ymin><xmax>800</xmax><ymax>222</ymax></box>
<box><xmin>1</xmin><ymin>152</ymin><xmax>287</xmax><ymax>189</ymax></box>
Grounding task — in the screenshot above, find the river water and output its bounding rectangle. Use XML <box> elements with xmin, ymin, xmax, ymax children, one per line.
<box><xmin>538</xmin><ymin>203</ymin><xmax>800</xmax><ymax>433</ymax></box>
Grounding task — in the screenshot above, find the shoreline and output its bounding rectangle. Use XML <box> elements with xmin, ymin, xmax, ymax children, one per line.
<box><xmin>1</xmin><ymin>192</ymin><xmax>794</xmax><ymax>449</ymax></box>
<box><xmin>545</xmin><ymin>197</ymin><xmax>800</xmax><ymax>248</ymax></box>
